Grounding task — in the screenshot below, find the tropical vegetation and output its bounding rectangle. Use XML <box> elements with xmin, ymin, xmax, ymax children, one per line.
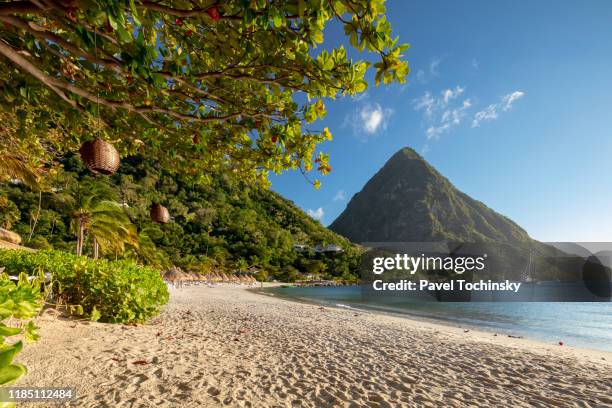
<box><xmin>0</xmin><ymin>272</ymin><xmax>44</xmax><ymax>390</ymax></box>
<box><xmin>0</xmin><ymin>249</ymin><xmax>169</xmax><ymax>323</ymax></box>
<box><xmin>0</xmin><ymin>0</ymin><xmax>408</xmax><ymax>387</ymax></box>
<box><xmin>0</xmin><ymin>0</ymin><xmax>408</xmax><ymax>189</ymax></box>
<box><xmin>66</xmin><ymin>179</ymin><xmax>136</xmax><ymax>257</ymax></box>
<box><xmin>1</xmin><ymin>155</ymin><xmax>362</xmax><ymax>282</ymax></box>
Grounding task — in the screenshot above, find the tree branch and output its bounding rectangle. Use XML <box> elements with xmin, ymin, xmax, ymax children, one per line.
<box><xmin>0</xmin><ymin>15</ymin><xmax>123</xmax><ymax>70</ymax></box>
<box><xmin>138</xmin><ymin>1</ymin><xmax>299</xmax><ymax>21</ymax></box>
<box><xmin>139</xmin><ymin>1</ymin><xmax>219</xmax><ymax>18</ymax></box>
<box><xmin>0</xmin><ymin>39</ymin><xmax>247</xmax><ymax>123</ymax></box>
<box><xmin>0</xmin><ymin>1</ymin><xmax>40</xmax><ymax>15</ymax></box>
<box><xmin>0</xmin><ymin>39</ymin><xmax>77</xmax><ymax>108</ymax></box>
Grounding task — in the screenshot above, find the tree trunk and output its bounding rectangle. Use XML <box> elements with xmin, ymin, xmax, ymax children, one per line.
<box><xmin>76</xmin><ymin>219</ymin><xmax>85</xmax><ymax>256</ymax></box>
<box><xmin>27</xmin><ymin>191</ymin><xmax>42</xmax><ymax>242</ymax></box>
<box><xmin>93</xmin><ymin>237</ymin><xmax>99</xmax><ymax>259</ymax></box>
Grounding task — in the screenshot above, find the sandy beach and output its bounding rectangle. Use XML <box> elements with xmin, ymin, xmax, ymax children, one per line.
<box><xmin>18</xmin><ymin>285</ymin><xmax>612</xmax><ymax>407</ymax></box>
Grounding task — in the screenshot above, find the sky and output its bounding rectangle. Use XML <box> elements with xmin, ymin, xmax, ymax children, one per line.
<box><xmin>270</xmin><ymin>0</ymin><xmax>612</xmax><ymax>242</ymax></box>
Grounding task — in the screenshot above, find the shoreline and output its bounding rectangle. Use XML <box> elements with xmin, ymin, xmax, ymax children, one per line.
<box><xmin>18</xmin><ymin>285</ymin><xmax>612</xmax><ymax>407</ymax></box>
<box><xmin>254</xmin><ymin>285</ymin><xmax>612</xmax><ymax>365</ymax></box>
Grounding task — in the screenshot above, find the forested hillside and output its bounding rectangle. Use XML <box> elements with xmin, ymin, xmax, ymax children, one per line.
<box><xmin>0</xmin><ymin>155</ymin><xmax>361</xmax><ymax>282</ymax></box>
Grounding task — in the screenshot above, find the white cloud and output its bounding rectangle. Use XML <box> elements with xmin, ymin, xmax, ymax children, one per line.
<box><xmin>445</xmin><ymin>98</ymin><xmax>472</xmax><ymax>124</ymax></box>
<box><xmin>426</xmin><ymin>123</ymin><xmax>451</xmax><ymax>140</ymax></box>
<box><xmin>501</xmin><ymin>91</ymin><xmax>525</xmax><ymax>111</ymax></box>
<box><xmin>413</xmin><ymin>92</ymin><xmax>436</xmax><ymax>117</ymax></box>
<box><xmin>307</xmin><ymin>207</ymin><xmax>324</xmax><ymax>221</ymax></box>
<box><xmin>415</xmin><ymin>57</ymin><xmax>442</xmax><ymax>84</ymax></box>
<box><xmin>351</xmin><ymin>91</ymin><xmax>369</xmax><ymax>102</ymax></box>
<box><xmin>345</xmin><ymin>103</ymin><xmax>393</xmax><ymax>137</ymax></box>
<box><xmin>442</xmin><ymin>86</ymin><xmax>464</xmax><ymax>105</ymax></box>
<box><xmin>429</xmin><ymin>58</ymin><xmax>441</xmax><ymax>77</ymax></box>
<box><xmin>414</xmin><ymin>86</ymin><xmax>466</xmax><ymax>117</ymax></box>
<box><xmin>361</xmin><ymin>106</ymin><xmax>384</xmax><ymax>133</ymax></box>
<box><xmin>414</xmin><ymin>86</ymin><xmax>471</xmax><ymax>140</ymax></box>
<box><xmin>472</xmin><ymin>91</ymin><xmax>524</xmax><ymax>128</ymax></box>
<box><xmin>426</xmin><ymin>99</ymin><xmax>471</xmax><ymax>140</ymax></box>
<box><xmin>333</xmin><ymin>190</ymin><xmax>346</xmax><ymax>202</ymax></box>
<box><xmin>416</xmin><ymin>70</ymin><xmax>426</xmax><ymax>83</ymax></box>
<box><xmin>471</xmin><ymin>104</ymin><xmax>498</xmax><ymax>128</ymax></box>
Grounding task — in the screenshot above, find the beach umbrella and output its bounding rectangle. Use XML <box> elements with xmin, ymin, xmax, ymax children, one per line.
<box><xmin>163</xmin><ymin>266</ymin><xmax>182</xmax><ymax>282</ymax></box>
<box><xmin>176</xmin><ymin>271</ymin><xmax>189</xmax><ymax>282</ymax></box>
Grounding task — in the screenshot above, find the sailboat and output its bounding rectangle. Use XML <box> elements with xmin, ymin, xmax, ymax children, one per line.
<box><xmin>521</xmin><ymin>252</ymin><xmax>534</xmax><ymax>283</ymax></box>
<box><xmin>519</xmin><ymin>251</ymin><xmax>536</xmax><ymax>300</ymax></box>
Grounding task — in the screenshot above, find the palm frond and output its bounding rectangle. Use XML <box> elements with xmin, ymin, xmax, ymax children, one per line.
<box><xmin>0</xmin><ymin>155</ymin><xmax>40</xmax><ymax>190</ymax></box>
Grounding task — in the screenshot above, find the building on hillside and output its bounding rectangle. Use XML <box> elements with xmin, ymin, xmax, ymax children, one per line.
<box><xmin>293</xmin><ymin>244</ymin><xmax>309</xmax><ymax>252</ymax></box>
<box><xmin>314</xmin><ymin>244</ymin><xmax>344</xmax><ymax>253</ymax></box>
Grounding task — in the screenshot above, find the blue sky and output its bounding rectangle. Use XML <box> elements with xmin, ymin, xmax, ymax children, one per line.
<box><xmin>270</xmin><ymin>0</ymin><xmax>612</xmax><ymax>242</ymax></box>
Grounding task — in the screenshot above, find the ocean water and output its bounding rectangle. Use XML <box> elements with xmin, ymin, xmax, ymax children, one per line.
<box><xmin>262</xmin><ymin>285</ymin><xmax>612</xmax><ymax>352</ymax></box>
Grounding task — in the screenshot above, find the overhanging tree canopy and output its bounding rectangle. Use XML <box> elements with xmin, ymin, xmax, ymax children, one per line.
<box><xmin>0</xmin><ymin>0</ymin><xmax>408</xmax><ymax>186</ymax></box>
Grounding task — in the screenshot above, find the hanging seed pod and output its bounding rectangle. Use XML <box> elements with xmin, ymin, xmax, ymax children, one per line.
<box><xmin>79</xmin><ymin>139</ymin><xmax>120</xmax><ymax>175</ymax></box>
<box><xmin>150</xmin><ymin>203</ymin><xmax>170</xmax><ymax>224</ymax></box>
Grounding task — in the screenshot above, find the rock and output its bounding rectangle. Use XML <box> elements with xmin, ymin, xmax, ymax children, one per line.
<box><xmin>0</xmin><ymin>228</ymin><xmax>21</xmax><ymax>245</ymax></box>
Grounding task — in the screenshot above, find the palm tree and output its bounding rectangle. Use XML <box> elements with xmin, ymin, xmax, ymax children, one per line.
<box><xmin>124</xmin><ymin>227</ymin><xmax>168</xmax><ymax>267</ymax></box>
<box><xmin>87</xmin><ymin>201</ymin><xmax>138</xmax><ymax>259</ymax></box>
<box><xmin>0</xmin><ymin>154</ymin><xmax>40</xmax><ymax>191</ymax></box>
<box><xmin>68</xmin><ymin>180</ymin><xmax>136</xmax><ymax>257</ymax></box>
<box><xmin>0</xmin><ymin>154</ymin><xmax>43</xmax><ymax>244</ymax></box>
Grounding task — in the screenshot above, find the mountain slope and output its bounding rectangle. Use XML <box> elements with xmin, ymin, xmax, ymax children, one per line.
<box><xmin>329</xmin><ymin>148</ymin><xmax>589</xmax><ymax>282</ymax></box>
<box><xmin>330</xmin><ymin>147</ymin><xmax>532</xmax><ymax>244</ymax></box>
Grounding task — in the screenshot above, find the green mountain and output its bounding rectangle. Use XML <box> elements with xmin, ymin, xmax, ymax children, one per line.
<box><xmin>0</xmin><ymin>155</ymin><xmax>361</xmax><ymax>282</ymax></box>
<box><xmin>330</xmin><ymin>148</ymin><xmax>577</xmax><ymax>281</ymax></box>
<box><xmin>330</xmin><ymin>147</ymin><xmax>532</xmax><ymax>244</ymax></box>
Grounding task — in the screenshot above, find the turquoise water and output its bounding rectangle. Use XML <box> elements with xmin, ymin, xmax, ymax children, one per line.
<box><xmin>262</xmin><ymin>285</ymin><xmax>612</xmax><ymax>352</ymax></box>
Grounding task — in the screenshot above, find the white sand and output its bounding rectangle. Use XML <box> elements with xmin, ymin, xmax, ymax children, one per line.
<box><xmin>19</xmin><ymin>285</ymin><xmax>612</xmax><ymax>407</ymax></box>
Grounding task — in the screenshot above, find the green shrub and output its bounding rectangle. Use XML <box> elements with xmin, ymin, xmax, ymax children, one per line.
<box><xmin>0</xmin><ymin>250</ymin><xmax>169</xmax><ymax>324</ymax></box>
<box><xmin>0</xmin><ymin>273</ymin><xmax>44</xmax><ymax>388</ymax></box>
<box><xmin>26</xmin><ymin>236</ymin><xmax>53</xmax><ymax>251</ymax></box>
